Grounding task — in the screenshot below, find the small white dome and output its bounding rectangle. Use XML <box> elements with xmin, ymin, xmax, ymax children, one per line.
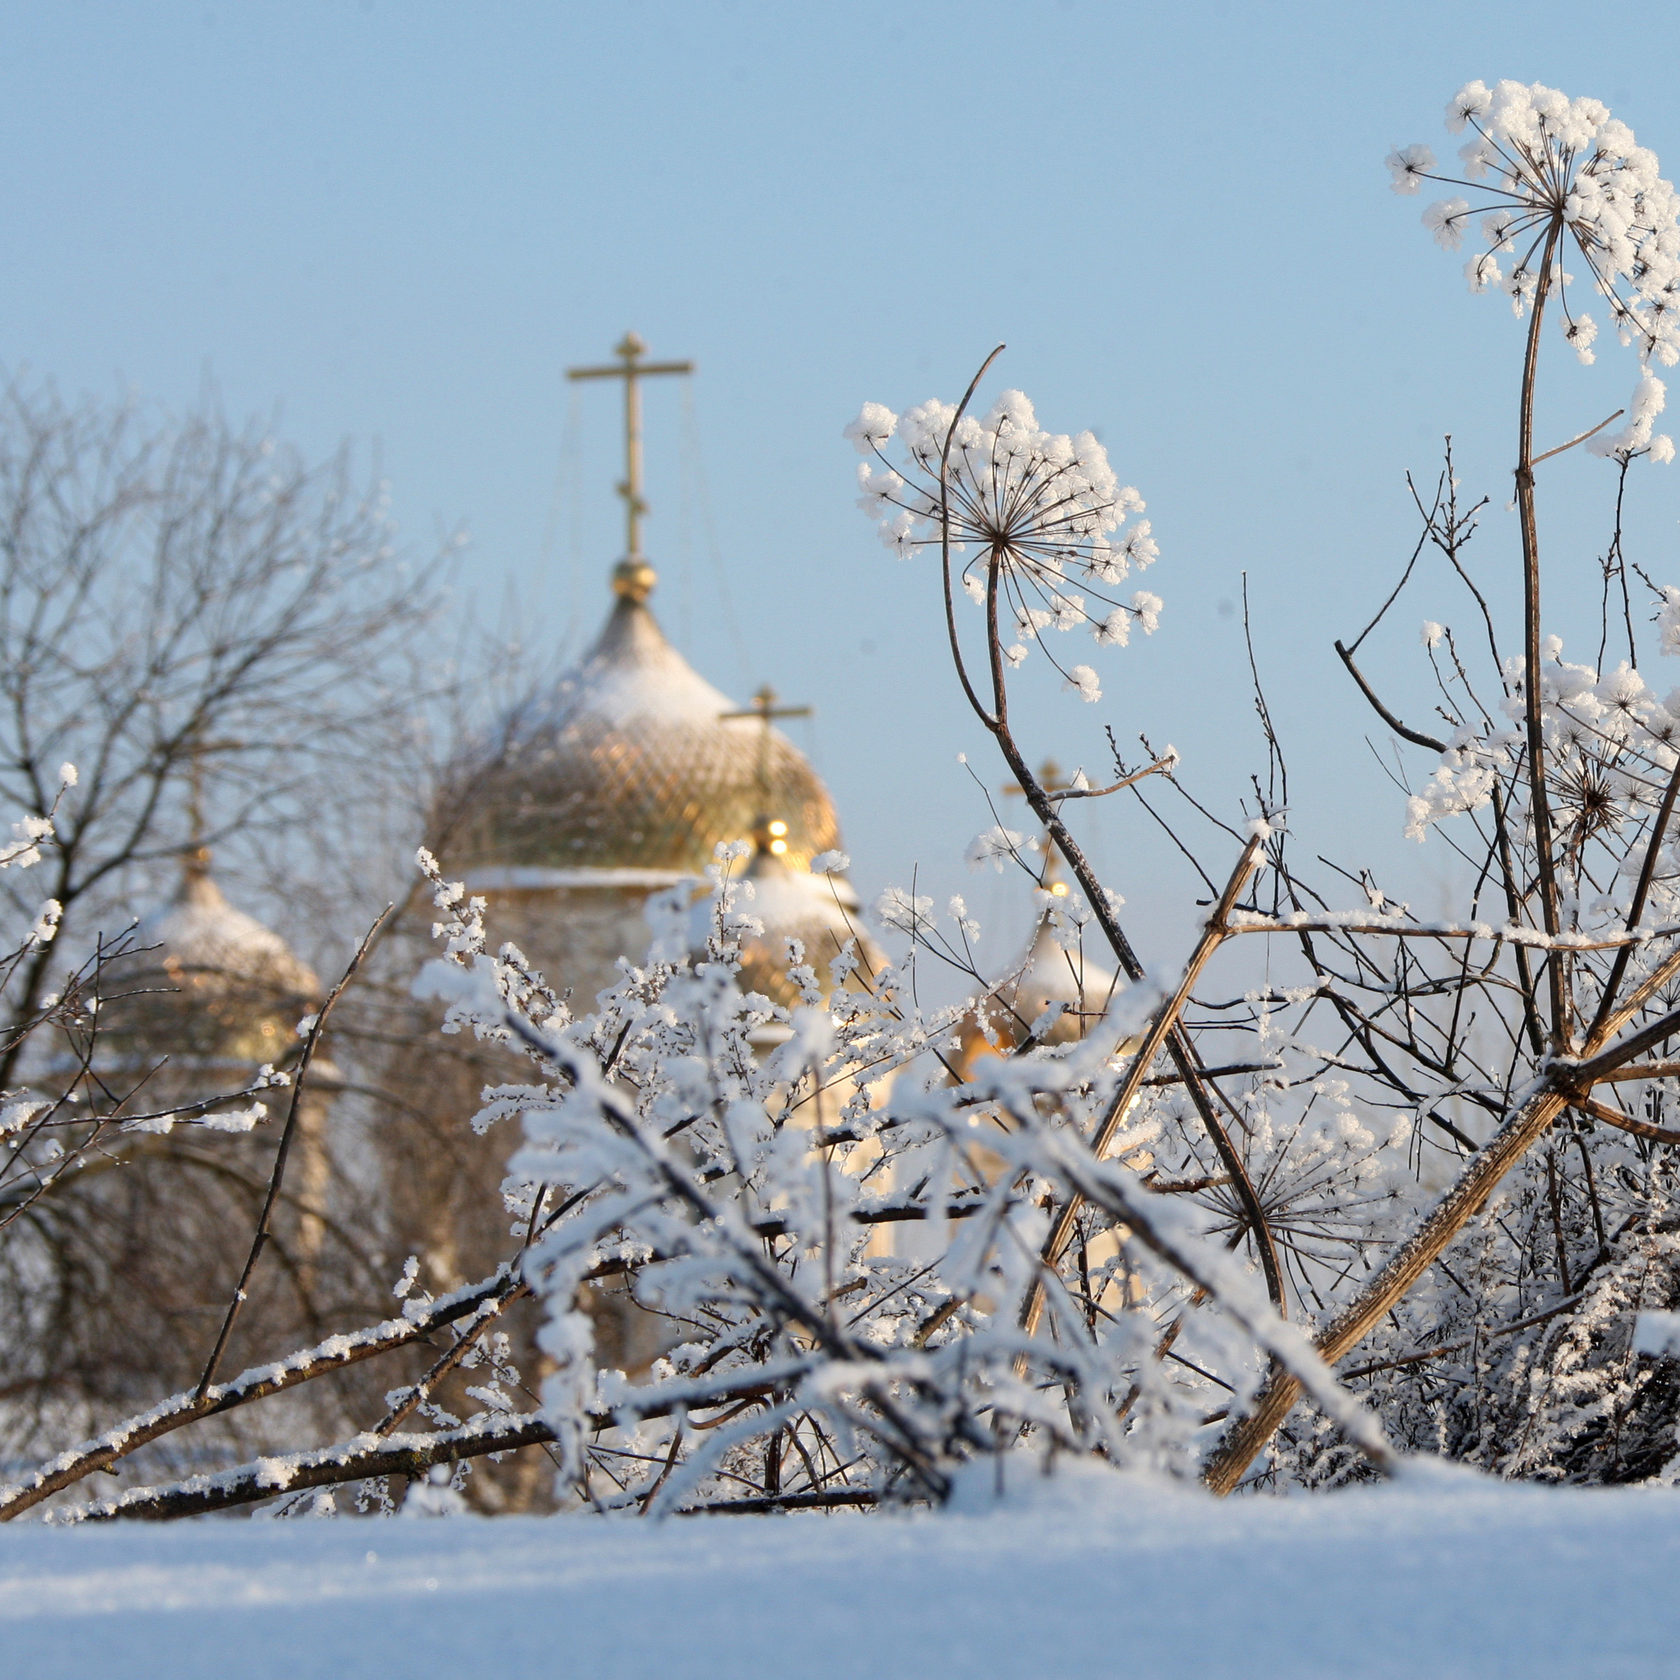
<box><xmin>102</xmin><ymin>860</ymin><xmax>320</xmax><ymax>1068</ymax></box>
<box><xmin>691</xmin><ymin>834</ymin><xmax>877</xmax><ymax>1013</ymax></box>
<box><xmin>1002</xmin><ymin>911</ymin><xmax>1120</xmax><ymax>1042</ymax></box>
<box><xmin>134</xmin><ymin>868</ymin><xmax>319</xmax><ymax>996</ymax></box>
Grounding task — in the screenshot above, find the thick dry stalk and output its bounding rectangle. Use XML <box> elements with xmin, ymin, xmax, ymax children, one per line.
<box><xmin>76</xmin><ymin>1415</ymin><xmax>561</xmax><ymax>1521</ymax></box>
<box><xmin>1021</xmin><ymin>832</ymin><xmax>1265</xmax><ymax>1339</ymax></box>
<box><xmin>0</xmin><ymin>1267</ymin><xmax>523</xmax><ymax>1520</ymax></box>
<box><xmin>1203</xmin><ymin>983</ymin><xmax>1680</xmax><ymax>1493</ymax></box>
<box><xmin>1571</xmin><ymin>1094</ymin><xmax>1680</xmax><ymax>1146</ymax></box>
<box><xmin>1202</xmin><ymin>1078</ymin><xmax>1569</xmax><ymax>1494</ymax></box>
<box><xmin>71</xmin><ymin>1367</ymin><xmax>803</xmax><ymax>1522</ymax></box>
<box><xmin>1594</xmin><ymin>1059</ymin><xmax>1680</xmax><ymax>1083</ymax></box>
<box><xmin>1514</xmin><ymin>224</ymin><xmax>1569</xmax><ymax>1045</ymax></box>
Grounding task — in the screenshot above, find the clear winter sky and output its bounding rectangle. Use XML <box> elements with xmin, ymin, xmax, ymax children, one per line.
<box><xmin>4</xmin><ymin>1</ymin><xmax>1677</xmax><ymax>971</ymax></box>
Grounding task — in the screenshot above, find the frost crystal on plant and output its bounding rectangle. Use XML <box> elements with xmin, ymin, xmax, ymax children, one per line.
<box><xmin>965</xmin><ymin>825</ymin><xmax>1034</xmax><ymax>872</ymax></box>
<box><xmin>1396</xmin><ymin>80</ymin><xmax>1680</xmax><ymax>462</ymax></box>
<box><xmin>845</xmin><ymin>388</ymin><xmax>1162</xmax><ymax>662</ymax></box>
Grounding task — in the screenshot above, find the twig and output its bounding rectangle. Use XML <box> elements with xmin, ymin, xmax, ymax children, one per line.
<box><xmin>1588</xmin><ymin>751</ymin><xmax>1680</xmax><ymax>1043</ymax></box>
<box><xmin>371</xmin><ymin>1292</ymin><xmax>521</xmax><ymax>1437</ymax></box>
<box><xmin>1048</xmin><ymin>752</ymin><xmax>1178</xmax><ymax>804</ymax></box>
<box><xmin>1333</xmin><ymin>640</ymin><xmax>1448</xmax><ymax>753</ymax></box>
<box><xmin>1338</xmin><ymin>1290</ymin><xmax>1585</xmax><ymax>1380</ymax></box>
<box><xmin>1344</xmin><ymin>493</ymin><xmax>1437</xmax><ymax>656</ymax></box>
<box><xmin>1532</xmin><ymin>408</ymin><xmax>1623</xmax><ymax>467</ymax></box>
<box><xmin>194</xmin><ymin>907</ymin><xmax>392</xmax><ymax>1400</ymax></box>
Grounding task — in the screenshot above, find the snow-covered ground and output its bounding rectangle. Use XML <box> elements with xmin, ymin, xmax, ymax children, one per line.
<box><xmin>5</xmin><ymin>1468</ymin><xmax>1679</xmax><ymax>1679</ymax></box>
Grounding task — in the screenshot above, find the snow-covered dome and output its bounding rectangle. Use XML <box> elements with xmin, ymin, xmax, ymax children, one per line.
<box><xmin>699</xmin><ymin>827</ymin><xmax>879</xmax><ymax>1013</ymax></box>
<box><xmin>446</xmin><ymin>561</ymin><xmax>844</xmax><ymax>881</ymax></box>
<box><xmin>952</xmin><ymin>872</ymin><xmax>1124</xmax><ymax>1078</ymax></box>
<box><xmin>996</xmin><ymin>904</ymin><xmax>1120</xmax><ymax>1046</ymax></box>
<box><xmin>102</xmin><ymin>856</ymin><xmax>321</xmax><ymax>1067</ymax></box>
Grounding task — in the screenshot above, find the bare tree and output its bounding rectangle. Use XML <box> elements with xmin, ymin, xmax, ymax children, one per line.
<box><xmin>0</xmin><ymin>378</ymin><xmax>446</xmax><ymax>1056</ymax></box>
<box><xmin>0</xmin><ymin>379</ymin><xmax>457</xmax><ymax>1467</ymax></box>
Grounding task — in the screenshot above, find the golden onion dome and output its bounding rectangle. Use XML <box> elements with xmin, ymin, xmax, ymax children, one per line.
<box><xmin>101</xmin><ymin>855</ymin><xmax>321</xmax><ymax>1069</ymax></box>
<box><xmin>448</xmin><ymin>562</ymin><xmax>844</xmax><ymax>881</ymax></box>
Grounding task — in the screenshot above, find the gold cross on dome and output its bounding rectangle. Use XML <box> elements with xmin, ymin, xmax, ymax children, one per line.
<box><xmin>720</xmin><ymin>684</ymin><xmax>812</xmax><ymax>815</ymax></box>
<box><xmin>566</xmin><ymin>332</ymin><xmax>694</xmax><ymax>562</ymax></box>
<box><xmin>1003</xmin><ymin>758</ymin><xmax>1074</xmax><ymax>800</ymax></box>
<box><xmin>181</xmin><ymin>732</ymin><xmax>243</xmax><ymax>879</ymax></box>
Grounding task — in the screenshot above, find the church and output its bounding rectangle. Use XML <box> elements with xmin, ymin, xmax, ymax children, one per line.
<box><xmin>434</xmin><ymin>331</ymin><xmax>875</xmax><ymax>1019</ymax></box>
<box><xmin>34</xmin><ymin>335</ymin><xmax>1121</xmax><ymax>1498</ymax></box>
<box><xmin>94</xmin><ymin>334</ymin><xmax>1123</xmax><ymax>1312</ymax></box>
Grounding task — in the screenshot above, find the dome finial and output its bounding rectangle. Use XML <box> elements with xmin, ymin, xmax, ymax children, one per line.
<box><xmin>720</xmin><ymin>683</ymin><xmax>813</xmax><ymax>814</ymax></box>
<box><xmin>612</xmin><ymin>557</ymin><xmax>658</xmax><ymax>605</ymax></box>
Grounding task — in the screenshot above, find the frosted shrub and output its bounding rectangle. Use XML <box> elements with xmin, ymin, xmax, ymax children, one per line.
<box><xmin>15</xmin><ymin>79</ymin><xmax>1680</xmax><ymax>1522</ymax></box>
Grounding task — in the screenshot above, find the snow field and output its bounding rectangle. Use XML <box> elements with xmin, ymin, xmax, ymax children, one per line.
<box><xmin>2</xmin><ymin>1469</ymin><xmax>1679</xmax><ymax>1679</ymax></box>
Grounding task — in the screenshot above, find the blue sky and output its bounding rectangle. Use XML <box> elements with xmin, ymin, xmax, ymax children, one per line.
<box><xmin>4</xmin><ymin>0</ymin><xmax>1677</xmax><ymax>969</ymax></box>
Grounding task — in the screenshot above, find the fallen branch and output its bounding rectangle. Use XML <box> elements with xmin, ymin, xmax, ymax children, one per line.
<box><xmin>0</xmin><ymin>1266</ymin><xmax>524</xmax><ymax>1520</ymax></box>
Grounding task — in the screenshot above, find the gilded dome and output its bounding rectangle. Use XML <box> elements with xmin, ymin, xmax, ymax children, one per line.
<box><xmin>447</xmin><ymin>566</ymin><xmax>844</xmax><ymax>880</ymax></box>
<box><xmin>101</xmin><ymin>860</ymin><xmax>321</xmax><ymax>1068</ymax></box>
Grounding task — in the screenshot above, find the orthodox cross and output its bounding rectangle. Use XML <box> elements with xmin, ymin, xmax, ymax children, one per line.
<box><xmin>720</xmin><ymin>684</ymin><xmax>812</xmax><ymax>831</ymax></box>
<box><xmin>566</xmin><ymin>332</ymin><xmax>694</xmax><ymax>561</ymax></box>
<box><xmin>182</xmin><ymin>733</ymin><xmax>243</xmax><ymax>878</ymax></box>
<box><xmin>1003</xmin><ymin>758</ymin><xmax>1074</xmax><ymax>802</ymax></box>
